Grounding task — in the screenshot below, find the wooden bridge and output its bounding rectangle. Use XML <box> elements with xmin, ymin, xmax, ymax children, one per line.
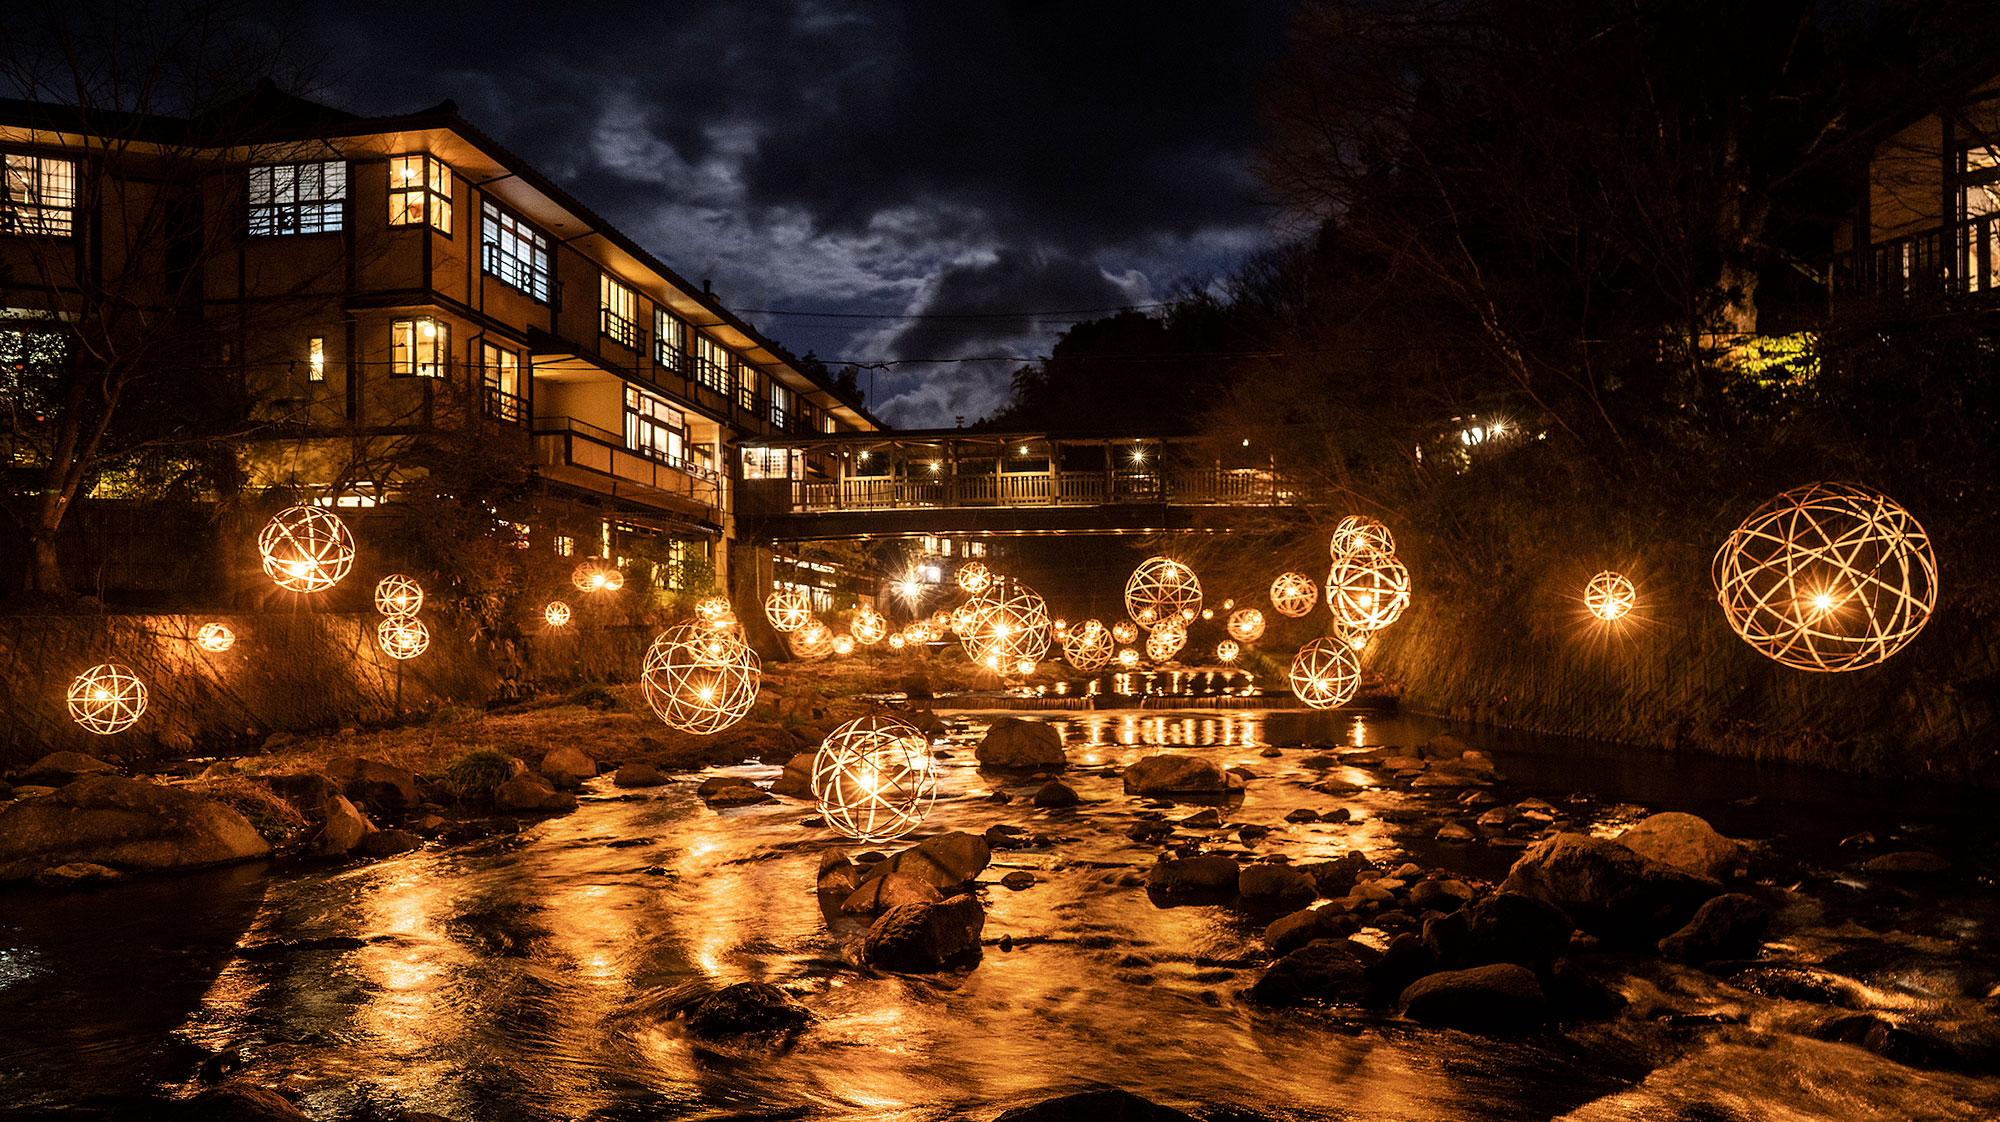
<box><xmin>736</xmin><ymin>430</ymin><xmax>1325</xmax><ymax>541</ymax></box>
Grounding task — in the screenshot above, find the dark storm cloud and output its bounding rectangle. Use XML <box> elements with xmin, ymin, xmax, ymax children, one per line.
<box><xmin>283</xmin><ymin>0</ymin><xmax>1290</xmax><ymax>424</ymax></box>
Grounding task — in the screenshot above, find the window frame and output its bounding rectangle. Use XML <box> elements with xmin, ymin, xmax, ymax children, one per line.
<box><xmin>390</xmin><ymin>317</ymin><xmax>449</xmax><ymax>378</ymax></box>
<box><xmin>769</xmin><ymin>381</ymin><xmax>793</xmax><ymax>430</ymax></box>
<box><xmin>307</xmin><ymin>336</ymin><xmax>326</xmax><ymax>382</ymax></box>
<box><xmin>692</xmin><ymin>332</ymin><xmax>729</xmax><ymax>394</ymax></box>
<box><xmin>480</xmin><ymin>199</ymin><xmax>552</xmax><ymax>302</ymax></box>
<box><xmin>247</xmin><ymin>160</ymin><xmax>347</xmax><ymax>236</ymax></box>
<box><xmin>600</xmin><ymin>274</ymin><xmax>638</xmax><ymax>348</ymax></box>
<box><xmin>1</xmin><ymin>152</ymin><xmax>78</xmax><ymax>236</ymax></box>
<box><xmin>654</xmin><ymin>308</ymin><xmax>689</xmax><ymax>373</ymax></box>
<box><xmin>624</xmin><ymin>385</ymin><xmax>688</xmax><ymax>468</ymax></box>
<box><xmin>481</xmin><ymin>341</ymin><xmax>525</xmax><ymax>421</ymax></box>
<box><xmin>388</xmin><ymin>154</ymin><xmax>452</xmax><ymax>235</ymax></box>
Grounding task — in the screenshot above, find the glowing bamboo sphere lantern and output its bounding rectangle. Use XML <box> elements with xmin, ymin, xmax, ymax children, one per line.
<box><xmin>1269</xmin><ymin>571</ymin><xmax>1318</xmax><ymax>618</ymax></box>
<box><xmin>1124</xmin><ymin>557</ymin><xmax>1203</xmax><ymax>630</ymax></box>
<box><xmin>373</xmin><ymin>574</ymin><xmax>424</xmax><ymax>617</ymax></box>
<box><xmin>1145</xmin><ymin>620</ymin><xmax>1187</xmax><ymax>663</ymax></box>
<box><xmin>962</xmin><ymin>579</ymin><xmax>1051</xmax><ymax>665</ymax></box>
<box><xmin>1111</xmin><ymin>619</ymin><xmax>1140</xmax><ymax>645</ymax></box>
<box><xmin>377</xmin><ymin>615</ymin><xmax>430</xmax><ymax>659</ymax></box>
<box><xmin>1063</xmin><ymin>619</ymin><xmax>1114</xmax><ymax>672</ymax></box>
<box><xmin>1332</xmin><ymin>515</ymin><xmax>1396</xmax><ymax>559</ymax></box>
<box><xmin>955</xmin><ymin>560</ymin><xmax>993</xmax><ymax>594</ymax></box>
<box><xmin>850</xmin><ymin>607</ymin><xmax>888</xmax><ymax>646</ymax></box>
<box><xmin>1015</xmin><ymin>658</ymin><xmax>1037</xmax><ymax>676</ymax></box>
<box><xmin>1289</xmin><ymin>638</ymin><xmax>1362</xmax><ymax>709</ymax></box>
<box><xmin>789</xmin><ymin>618</ymin><xmax>836</xmax><ymax>660</ymax></box>
<box><xmin>888</xmin><ymin>633</ymin><xmax>907</xmax><ymax>651</ymax></box>
<box><xmin>1334</xmin><ymin>624</ymin><xmax>1371</xmax><ymax>653</ymax></box>
<box><xmin>811</xmin><ymin>715</ymin><xmax>939</xmax><ymax>843</ymax></box>
<box><xmin>639</xmin><ymin>621</ymin><xmax>760</xmax><ymax>734</ymax></box>
<box><xmin>694</xmin><ymin>596</ymin><xmax>736</xmax><ymax>629</ymax></box>
<box><xmin>1713</xmin><ymin>482</ymin><xmax>1938</xmax><ymax>672</ymax></box>
<box><xmin>572</xmin><ymin>559</ymin><xmax>623</xmax><ymax>593</ymax></box>
<box><xmin>257</xmin><ymin>505</ymin><xmax>355</xmax><ymax>593</ymax></box>
<box><xmin>832</xmin><ymin>635</ymin><xmax>856</xmax><ymax>656</ymax></box>
<box><xmin>1584</xmin><ymin>571</ymin><xmax>1637</xmax><ymax>622</ymax></box>
<box><xmin>1215</xmin><ymin>639</ymin><xmax>1241</xmax><ymax>663</ymax></box>
<box><xmin>195</xmin><ymin>623</ymin><xmax>235</xmax><ymax>652</ymax></box>
<box><xmin>1227</xmin><ymin>607</ymin><xmax>1266</xmax><ymax>643</ymax></box>
<box><xmin>1117</xmin><ymin>648</ymin><xmax>1141</xmax><ymax>669</ymax></box>
<box><xmin>544</xmin><ymin>600</ymin><xmax>571</xmax><ymax>627</ymax></box>
<box><xmin>67</xmin><ymin>663</ymin><xmax>147</xmax><ymax>734</ymax></box>
<box><xmin>764</xmin><ymin>589</ymin><xmax>812</xmax><ymax>633</ymax></box>
<box><xmin>1326</xmin><ymin>548</ymin><xmax>1411</xmax><ymax>631</ymax></box>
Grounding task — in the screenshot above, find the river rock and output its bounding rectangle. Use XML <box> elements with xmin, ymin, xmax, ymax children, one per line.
<box><xmin>0</xmin><ymin>776</ymin><xmax>270</xmax><ymax>880</ymax></box>
<box><xmin>1409</xmin><ymin>878</ymin><xmax>1474</xmax><ymax>912</ymax></box>
<box><xmin>1419</xmin><ymin>733</ymin><xmax>1469</xmax><ymax>760</ymax></box>
<box><xmin>1438</xmin><ymin>891</ymin><xmax>1574</xmax><ymax>970</ymax></box>
<box><xmin>16</xmin><ymin>751</ymin><xmax>116</xmax><ymax>787</ymax></box>
<box><xmin>1658</xmin><ymin>892</ymin><xmax>1769</xmax><ymax>964</ymax></box>
<box><xmin>1121</xmin><ymin>754</ymin><xmax>1239</xmax><ymax>795</ymax></box>
<box><xmin>1032</xmin><ymin>779</ymin><xmax>1079</xmax><ymax>808</ymax></box>
<box><xmin>261</xmin><ymin>772</ymin><xmax>344</xmax><ymax>822</ymax></box>
<box><xmin>322</xmin><ymin>757</ymin><xmax>420</xmax><ymax>811</ymax></box>
<box><xmin>1863</xmin><ymin>850</ymin><xmax>1952</xmax><ymax>874</ymax></box>
<box><xmin>1617</xmin><ymin>812</ymin><xmax>1747</xmax><ymax>880</ymax></box>
<box><xmin>493</xmin><ymin>774</ymin><xmax>574</xmax><ymax>813</ymax></box>
<box><xmin>976</xmin><ymin>717</ymin><xmax>1067</xmax><ymax>769</ymax></box>
<box><xmin>611</xmin><ymin>763</ymin><xmax>670</xmax><ymax>788</ymax></box>
<box><xmin>1399</xmin><ymin>963</ymin><xmax>1547</xmax><ymax>1034</ymax></box>
<box><xmin>680</xmin><ymin>981</ymin><xmax>814</xmax><ymax>1039</ymax></box>
<box><xmin>704</xmin><ymin>785</ymin><xmax>775</xmax><ymax>808</ymax></box>
<box><xmin>539</xmin><ymin>746</ymin><xmax>597</xmax><ymax>789</ymax></box>
<box><xmin>188</xmin><ymin>1081</ymin><xmax>309</xmax><ymax>1121</ymax></box>
<box><xmin>1500</xmin><ymin>832</ymin><xmax>1720</xmax><ymax>946</ymax></box>
<box><xmin>356</xmin><ymin>828</ymin><xmax>420</xmax><ymax>858</ymax></box>
<box><xmin>1299</xmin><ymin>852</ymin><xmax>1373</xmax><ymax>897</ymax></box>
<box><xmin>1145</xmin><ymin>854</ymin><xmax>1239</xmax><ymax>893</ymax></box>
<box><xmin>316</xmin><ymin>794</ymin><xmax>375</xmax><ymax>857</ymax></box>
<box><xmin>818</xmin><ymin>850</ymin><xmax>865</xmax><ymax>896</ymax></box>
<box><xmin>863</xmin><ymin>895</ymin><xmax>985</xmax><ymax>972</ymax></box>
<box><xmin>859</xmin><ymin>831</ymin><xmax>991</xmax><ymax>889</ymax></box>
<box><xmin>769</xmin><ymin>754</ymin><xmax>816</xmax><ymax>798</ymax></box>
<box><xmin>841</xmin><ymin>871</ymin><xmax>941</xmax><ymax>914</ymax></box>
<box><xmin>1266</xmin><ymin>906</ymin><xmax>1344</xmax><ymax>954</ymax></box>
<box><xmin>31</xmin><ymin>861</ymin><xmax>125</xmax><ymax>888</ymax></box>
<box><xmin>994</xmin><ymin>1088</ymin><xmax>1200</xmax><ymax>1122</ymax></box>
<box><xmin>1238</xmin><ymin>863</ymin><xmax>1315</xmax><ymax>899</ymax></box>
<box><xmin>1248</xmin><ymin>938</ymin><xmax>1376</xmax><ymax>1006</ymax></box>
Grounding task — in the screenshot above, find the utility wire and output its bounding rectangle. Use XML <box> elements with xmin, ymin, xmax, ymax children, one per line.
<box><xmin>734</xmin><ymin>302</ymin><xmax>1174</xmax><ymax>320</ymax></box>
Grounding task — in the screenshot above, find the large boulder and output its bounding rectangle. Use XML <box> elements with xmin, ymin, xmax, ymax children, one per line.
<box><xmin>1658</xmin><ymin>892</ymin><xmax>1770</xmax><ymax>964</ymax></box>
<box><xmin>1500</xmin><ymin>832</ymin><xmax>1721</xmax><ymax>946</ymax></box>
<box><xmin>611</xmin><ymin>763</ymin><xmax>669</xmax><ymax>789</ymax></box>
<box><xmin>15</xmin><ymin>751</ymin><xmax>116</xmax><ymax>787</ymax></box>
<box><xmin>680</xmin><ymin>981</ymin><xmax>814</xmax><ymax>1039</ymax></box>
<box><xmin>1121</xmin><ymin>754</ymin><xmax>1240</xmax><ymax>795</ymax></box>
<box><xmin>1618</xmin><ymin>812</ymin><xmax>1748</xmax><ymax>880</ymax></box>
<box><xmin>1457</xmin><ymin>891</ymin><xmax>1574</xmax><ymax>969</ymax></box>
<box><xmin>1248</xmin><ymin>938</ymin><xmax>1376</xmax><ymax>1006</ymax></box>
<box><xmin>322</xmin><ymin>756</ymin><xmax>420</xmax><ymax>811</ymax></box>
<box><xmin>994</xmin><ymin>1089</ymin><xmax>1200</xmax><ymax>1122</ymax></box>
<box><xmin>862</xmin><ymin>895</ymin><xmax>985</xmax><ymax>972</ymax></box>
<box><xmin>1238</xmin><ymin>863</ymin><xmax>1316</xmax><ymax>900</ymax></box>
<box><xmin>1145</xmin><ymin>854</ymin><xmax>1240</xmax><ymax>894</ymax></box>
<box><xmin>0</xmin><ymin>776</ymin><xmax>270</xmax><ymax>880</ymax></box>
<box><xmin>769</xmin><ymin>754</ymin><xmax>817</xmax><ymax>799</ymax></box>
<box><xmin>976</xmin><ymin>717</ymin><xmax>1067</xmax><ymax>769</ymax></box>
<box><xmin>840</xmin><ymin>872</ymin><xmax>942</xmax><ymax>915</ymax></box>
<box><xmin>539</xmin><ymin>746</ymin><xmax>597</xmax><ymax>789</ymax></box>
<box><xmin>493</xmin><ymin>774</ymin><xmax>576</xmax><ymax>813</ymax></box>
<box><xmin>858</xmin><ymin>831</ymin><xmax>991</xmax><ymax>889</ymax></box>
<box><xmin>315</xmin><ymin>795</ymin><xmax>375</xmax><ymax>857</ymax></box>
<box><xmin>1399</xmin><ymin>963</ymin><xmax>1547</xmax><ymax>1034</ymax></box>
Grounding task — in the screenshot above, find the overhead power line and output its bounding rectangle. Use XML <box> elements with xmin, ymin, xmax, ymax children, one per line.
<box><xmin>733</xmin><ymin>302</ymin><xmax>1175</xmax><ymax>321</ymax></box>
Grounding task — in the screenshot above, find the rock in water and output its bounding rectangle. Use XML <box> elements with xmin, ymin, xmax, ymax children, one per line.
<box><xmin>1248</xmin><ymin>939</ymin><xmax>1376</xmax><ymax>1006</ymax></box>
<box><xmin>680</xmin><ymin>981</ymin><xmax>814</xmax><ymax>1039</ymax></box>
<box><xmin>611</xmin><ymin>763</ymin><xmax>669</xmax><ymax>789</ymax></box>
<box><xmin>1862</xmin><ymin>851</ymin><xmax>1952</xmax><ymax>874</ymax></box>
<box><xmin>322</xmin><ymin>756</ymin><xmax>420</xmax><ymax>810</ymax></box>
<box><xmin>1658</xmin><ymin>892</ymin><xmax>1770</xmax><ymax>964</ymax></box>
<box><xmin>188</xmin><ymin>1081</ymin><xmax>309</xmax><ymax>1120</ymax></box>
<box><xmin>863</xmin><ymin>895</ymin><xmax>985</xmax><ymax>972</ymax></box>
<box><xmin>1121</xmin><ymin>754</ymin><xmax>1239</xmax><ymax>795</ymax></box>
<box><xmin>859</xmin><ymin>831</ymin><xmax>992</xmax><ymax>889</ymax></box>
<box><xmin>315</xmin><ymin>794</ymin><xmax>375</xmax><ymax>857</ymax></box>
<box><xmin>840</xmin><ymin>872</ymin><xmax>942</xmax><ymax>915</ymax></box>
<box><xmin>356</xmin><ymin>829</ymin><xmax>420</xmax><ymax>858</ymax></box>
<box><xmin>704</xmin><ymin>785</ymin><xmax>775</xmax><ymax>808</ymax></box>
<box><xmin>31</xmin><ymin>861</ymin><xmax>124</xmax><ymax>888</ymax></box>
<box><xmin>993</xmin><ymin>1088</ymin><xmax>1201</xmax><ymax>1122</ymax></box>
<box><xmin>0</xmin><ymin>776</ymin><xmax>270</xmax><ymax>880</ymax></box>
<box><xmin>1145</xmin><ymin>854</ymin><xmax>1240</xmax><ymax>893</ymax></box>
<box><xmin>1238</xmin><ymin>863</ymin><xmax>1315</xmax><ymax>900</ymax></box>
<box><xmin>1031</xmin><ymin>780</ymin><xmax>1079</xmax><ymax>808</ymax></box>
<box><xmin>539</xmin><ymin>746</ymin><xmax>597</xmax><ymax>789</ymax></box>
<box><xmin>1617</xmin><ymin>812</ymin><xmax>1748</xmax><ymax>880</ymax></box>
<box><xmin>1500</xmin><ymin>832</ymin><xmax>1720</xmax><ymax>946</ymax></box>
<box><xmin>1455</xmin><ymin>891</ymin><xmax>1574</xmax><ymax>969</ymax></box>
<box><xmin>976</xmin><ymin>717</ymin><xmax>1068</xmax><ymax>769</ymax></box>
<box><xmin>493</xmin><ymin>774</ymin><xmax>573</xmax><ymax>813</ymax></box>
<box><xmin>16</xmin><ymin>751</ymin><xmax>116</xmax><ymax>787</ymax></box>
<box><xmin>1399</xmin><ymin>963</ymin><xmax>1547</xmax><ymax>1034</ymax></box>
<box><xmin>768</xmin><ymin>754</ymin><xmax>817</xmax><ymax>799</ymax></box>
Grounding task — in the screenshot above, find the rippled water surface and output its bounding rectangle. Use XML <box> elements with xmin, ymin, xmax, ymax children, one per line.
<box><xmin>3</xmin><ymin>709</ymin><xmax>1998</xmax><ymax>1121</ymax></box>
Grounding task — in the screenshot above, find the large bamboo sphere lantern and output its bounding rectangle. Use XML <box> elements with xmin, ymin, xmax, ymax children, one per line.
<box><xmin>811</xmin><ymin>715</ymin><xmax>939</xmax><ymax>843</ymax></box>
<box><xmin>789</xmin><ymin>619</ymin><xmax>836</xmax><ymax>660</ymax></box>
<box><xmin>1145</xmin><ymin>620</ymin><xmax>1187</xmax><ymax>663</ymax></box>
<box><xmin>1332</xmin><ymin>515</ymin><xmax>1396</xmax><ymax>559</ymax></box>
<box><xmin>1713</xmin><ymin>482</ymin><xmax>1938</xmax><ymax>672</ymax></box>
<box><xmin>544</xmin><ymin>600</ymin><xmax>571</xmax><ymax>627</ymax></box>
<box><xmin>641</xmin><ymin>622</ymin><xmax>761</xmax><ymax>734</ymax></box>
<box><xmin>955</xmin><ymin>560</ymin><xmax>993</xmax><ymax>594</ymax></box>
<box><xmin>373</xmin><ymin>574</ymin><xmax>424</xmax><ymax>617</ymax></box>
<box><xmin>1063</xmin><ymin>619</ymin><xmax>1114</xmax><ymax>672</ymax></box>
<box><xmin>1326</xmin><ymin>548</ymin><xmax>1411</xmax><ymax>631</ymax></box>
<box><xmin>378</xmin><ymin>615</ymin><xmax>430</xmax><ymax>659</ymax></box>
<box><xmin>1111</xmin><ymin>619</ymin><xmax>1140</xmax><ymax>645</ymax></box>
<box><xmin>1124</xmin><ymin>557</ymin><xmax>1203</xmax><ymax>630</ymax></box>
<box><xmin>1584</xmin><ymin>571</ymin><xmax>1637</xmax><ymax>622</ymax></box>
<box><xmin>850</xmin><ymin>607</ymin><xmax>889</xmax><ymax>646</ymax></box>
<box><xmin>68</xmin><ymin>664</ymin><xmax>147</xmax><ymax>734</ymax></box>
<box><xmin>1227</xmin><ymin>607</ymin><xmax>1266</xmax><ymax>643</ymax></box>
<box><xmin>195</xmin><ymin>623</ymin><xmax>235</xmax><ymax>652</ymax></box>
<box><xmin>258</xmin><ymin>505</ymin><xmax>355</xmax><ymax>593</ymax></box>
<box><xmin>1270</xmin><ymin>571</ymin><xmax>1318</xmax><ymax>618</ymax></box>
<box><xmin>1215</xmin><ymin>639</ymin><xmax>1241</xmax><ymax>663</ymax></box>
<box><xmin>962</xmin><ymin>579</ymin><xmax>1051</xmax><ymax>665</ymax></box>
<box><xmin>1289</xmin><ymin>638</ymin><xmax>1362</xmax><ymax>710</ymax></box>
<box><xmin>765</xmin><ymin>589</ymin><xmax>813</xmax><ymax>633</ymax></box>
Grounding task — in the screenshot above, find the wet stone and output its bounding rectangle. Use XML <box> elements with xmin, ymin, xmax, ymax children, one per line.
<box><xmin>1001</xmin><ymin>871</ymin><xmax>1036</xmax><ymax>890</ymax></box>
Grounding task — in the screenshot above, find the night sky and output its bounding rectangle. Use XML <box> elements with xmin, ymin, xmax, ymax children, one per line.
<box><xmin>287</xmin><ymin>1</ymin><xmax>1295</xmax><ymax>426</ymax></box>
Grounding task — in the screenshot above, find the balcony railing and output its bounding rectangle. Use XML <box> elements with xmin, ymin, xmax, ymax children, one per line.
<box><xmin>1833</xmin><ymin>214</ymin><xmax>2000</xmax><ymax>302</ymax></box>
<box><xmin>788</xmin><ymin>467</ymin><xmax>1290</xmax><ymax>512</ymax></box>
<box><xmin>533</xmin><ymin>415</ymin><xmax>721</xmax><ymax>511</ymax></box>
<box><xmin>483</xmin><ymin>384</ymin><xmax>528</xmax><ymax>424</ymax></box>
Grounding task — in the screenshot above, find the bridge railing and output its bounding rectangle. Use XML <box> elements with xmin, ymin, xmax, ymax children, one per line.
<box><xmin>789</xmin><ymin>467</ymin><xmax>1289</xmax><ymax>512</ymax></box>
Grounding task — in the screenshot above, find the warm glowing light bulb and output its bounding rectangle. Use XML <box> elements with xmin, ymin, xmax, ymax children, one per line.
<box><xmin>92</xmin><ymin>688</ymin><xmax>110</xmax><ymax>701</ymax></box>
<box><xmin>1812</xmin><ymin>593</ymin><xmax>1835</xmax><ymax>613</ymax></box>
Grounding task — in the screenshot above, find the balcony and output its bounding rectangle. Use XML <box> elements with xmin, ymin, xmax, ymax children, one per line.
<box><xmin>1833</xmin><ymin>214</ymin><xmax>2000</xmax><ymax>307</ymax></box>
<box><xmin>787</xmin><ymin>466</ymin><xmax>1292</xmax><ymax>513</ymax></box>
<box><xmin>532</xmin><ymin>416</ymin><xmax>721</xmax><ymax>518</ymax></box>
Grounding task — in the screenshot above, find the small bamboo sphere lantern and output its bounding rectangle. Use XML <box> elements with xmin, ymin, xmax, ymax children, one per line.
<box><xmin>572</xmin><ymin>559</ymin><xmax>623</xmax><ymax>593</ymax></box>
<box><xmin>258</xmin><ymin>505</ymin><xmax>356</xmax><ymax>593</ymax></box>
<box><xmin>765</xmin><ymin>589</ymin><xmax>813</xmax><ymax>633</ymax></box>
<box><xmin>811</xmin><ymin>715</ymin><xmax>938</xmax><ymax>843</ymax></box>
<box><xmin>832</xmin><ymin>635</ymin><xmax>856</xmax><ymax>656</ymax></box>
<box><xmin>641</xmin><ymin>622</ymin><xmax>761</xmax><ymax>734</ymax></box>
<box><xmin>1269</xmin><ymin>571</ymin><xmax>1318</xmax><ymax>618</ymax></box>
<box><xmin>1215</xmin><ymin>639</ymin><xmax>1240</xmax><ymax>663</ymax></box>
<box><xmin>1227</xmin><ymin>607</ymin><xmax>1266</xmax><ymax>643</ymax></box>
<box><xmin>1289</xmin><ymin>638</ymin><xmax>1361</xmax><ymax>709</ymax></box>
<box><xmin>544</xmin><ymin>600</ymin><xmax>572</xmax><ymax>627</ymax></box>
<box><xmin>68</xmin><ymin>663</ymin><xmax>147</xmax><ymax>734</ymax></box>
<box><xmin>195</xmin><ymin>623</ymin><xmax>235</xmax><ymax>652</ymax></box>
<box><xmin>1111</xmin><ymin>619</ymin><xmax>1140</xmax><ymax>645</ymax></box>
<box><xmin>1145</xmin><ymin>620</ymin><xmax>1187</xmax><ymax>663</ymax></box>
<box><xmin>1331</xmin><ymin>515</ymin><xmax>1396</xmax><ymax>559</ymax></box>
<box><xmin>378</xmin><ymin>615</ymin><xmax>430</xmax><ymax>659</ymax></box>
<box><xmin>1333</xmin><ymin>624</ymin><xmax>1371</xmax><ymax>652</ymax></box>
<box><xmin>789</xmin><ymin>619</ymin><xmax>836</xmax><ymax>659</ymax></box>
<box><xmin>1124</xmin><ymin>557</ymin><xmax>1203</xmax><ymax>630</ymax></box>
<box><xmin>1584</xmin><ymin>571</ymin><xmax>1637</xmax><ymax>622</ymax></box>
<box><xmin>694</xmin><ymin>596</ymin><xmax>736</xmax><ymax>629</ymax></box>
<box><xmin>955</xmin><ymin>560</ymin><xmax>993</xmax><ymax>594</ymax></box>
<box><xmin>1015</xmin><ymin>658</ymin><xmax>1037</xmax><ymax>676</ymax></box>
<box><xmin>1063</xmin><ymin>619</ymin><xmax>1114</xmax><ymax>672</ymax></box>
<box><xmin>1117</xmin><ymin>648</ymin><xmax>1141</xmax><ymax>669</ymax></box>
<box><xmin>374</xmin><ymin>574</ymin><xmax>424</xmax><ymax>617</ymax></box>
<box><xmin>888</xmin><ymin>633</ymin><xmax>907</xmax><ymax>651</ymax></box>
<box><xmin>850</xmin><ymin>607</ymin><xmax>889</xmax><ymax>646</ymax></box>
<box><xmin>1326</xmin><ymin>548</ymin><xmax>1411</xmax><ymax>631</ymax></box>
<box><xmin>1713</xmin><ymin>482</ymin><xmax>1938</xmax><ymax>672</ymax></box>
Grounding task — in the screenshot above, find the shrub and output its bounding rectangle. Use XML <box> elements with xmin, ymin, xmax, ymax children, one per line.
<box><xmin>200</xmin><ymin>779</ymin><xmax>311</xmax><ymax>846</ymax></box>
<box><xmin>437</xmin><ymin>748</ymin><xmax>517</xmax><ymax>802</ymax></box>
<box><xmin>568</xmin><ymin>683</ymin><xmax>619</xmax><ymax>710</ymax></box>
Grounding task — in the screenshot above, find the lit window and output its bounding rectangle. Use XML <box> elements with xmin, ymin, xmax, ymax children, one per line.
<box><xmin>391</xmin><ymin>318</ymin><xmax>448</xmax><ymax>377</ymax></box>
<box><xmin>741</xmin><ymin>446</ymin><xmax>797</xmax><ymax>480</ymax></box>
<box><xmin>388</xmin><ymin>154</ymin><xmax>451</xmax><ymax>233</ymax></box>
<box><xmin>248</xmin><ymin>161</ymin><xmax>346</xmax><ymax>235</ymax></box>
<box><xmin>481</xmin><ymin>200</ymin><xmax>551</xmax><ymax>301</ymax></box>
<box><xmin>307</xmin><ymin>336</ymin><xmax>325</xmax><ymax>382</ymax></box>
<box><xmin>601</xmin><ymin>275</ymin><xmax>637</xmax><ymax>347</ymax></box>
<box><xmin>666</xmin><ymin>539</ymin><xmax>689</xmax><ymax>591</ymax></box>
<box><xmin>655</xmin><ymin>309</ymin><xmax>688</xmax><ymax>371</ymax></box>
<box><xmin>770</xmin><ymin>382</ymin><xmax>792</xmax><ymax>429</ymax></box>
<box><xmin>481</xmin><ymin>341</ymin><xmax>522</xmax><ymax>421</ymax></box>
<box><xmin>692</xmin><ymin>333</ymin><xmax>729</xmax><ymax>395</ymax></box>
<box><xmin>732</xmin><ymin>356</ymin><xmax>755</xmax><ymax>409</ymax></box>
<box><xmin>2</xmin><ymin>154</ymin><xmax>77</xmax><ymax>235</ymax></box>
<box><xmin>823</xmin><ymin>411</ymin><xmax>838</xmax><ymax>434</ymax></box>
<box><xmin>554</xmin><ymin>534</ymin><xmax>575</xmax><ymax>557</ymax></box>
<box><xmin>625</xmin><ymin>385</ymin><xmax>687</xmax><ymax>467</ymax></box>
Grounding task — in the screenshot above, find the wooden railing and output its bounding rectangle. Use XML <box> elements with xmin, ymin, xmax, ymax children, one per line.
<box><xmin>1833</xmin><ymin>214</ymin><xmax>2000</xmax><ymax>302</ymax></box>
<box><xmin>533</xmin><ymin>416</ymin><xmax>721</xmax><ymax>510</ymax></box>
<box><xmin>788</xmin><ymin>467</ymin><xmax>1292</xmax><ymax>512</ymax></box>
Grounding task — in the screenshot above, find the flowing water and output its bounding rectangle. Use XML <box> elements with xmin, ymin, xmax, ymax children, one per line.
<box><xmin>2</xmin><ymin>709</ymin><xmax>1999</xmax><ymax>1121</ymax></box>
